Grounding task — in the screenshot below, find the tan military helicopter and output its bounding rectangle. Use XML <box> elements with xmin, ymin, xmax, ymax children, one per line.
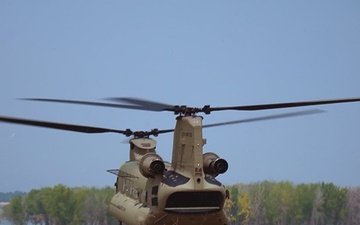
<box><xmin>1</xmin><ymin>97</ymin><xmax>360</xmax><ymax>225</ymax></box>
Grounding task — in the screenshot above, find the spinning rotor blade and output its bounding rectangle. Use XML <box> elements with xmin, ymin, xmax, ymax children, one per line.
<box><xmin>0</xmin><ymin>116</ymin><xmax>173</xmax><ymax>137</ymax></box>
<box><xmin>21</xmin><ymin>98</ymin><xmax>146</xmax><ymax>111</ymax></box>
<box><xmin>22</xmin><ymin>97</ymin><xmax>360</xmax><ymax>115</ymax></box>
<box><xmin>0</xmin><ymin>109</ymin><xmax>328</xmax><ymax>138</ymax></box>
<box><xmin>107</xmin><ymin>97</ymin><xmax>360</xmax><ymax>114</ymax></box>
<box><xmin>0</xmin><ymin>116</ymin><xmax>126</xmax><ymax>134</ymax></box>
<box><xmin>210</xmin><ymin>97</ymin><xmax>360</xmax><ymax>111</ymax></box>
<box><xmin>105</xmin><ymin>97</ymin><xmax>174</xmax><ymax>112</ymax></box>
<box><xmin>118</xmin><ymin>109</ymin><xmax>326</xmax><ymax>138</ymax></box>
<box><xmin>202</xmin><ymin>109</ymin><xmax>324</xmax><ymax>128</ymax></box>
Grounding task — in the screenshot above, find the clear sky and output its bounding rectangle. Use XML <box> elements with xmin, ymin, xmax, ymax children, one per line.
<box><xmin>0</xmin><ymin>1</ymin><xmax>360</xmax><ymax>192</ymax></box>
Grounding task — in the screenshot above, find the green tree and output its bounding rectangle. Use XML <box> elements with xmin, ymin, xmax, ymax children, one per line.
<box><xmin>3</xmin><ymin>195</ymin><xmax>26</xmax><ymax>225</ymax></box>
<box><xmin>321</xmin><ymin>182</ymin><xmax>347</xmax><ymax>225</ymax></box>
<box><xmin>43</xmin><ymin>184</ymin><xmax>76</xmax><ymax>225</ymax></box>
<box><xmin>25</xmin><ymin>188</ymin><xmax>52</xmax><ymax>225</ymax></box>
<box><xmin>23</xmin><ymin>185</ymin><xmax>119</xmax><ymax>225</ymax></box>
<box><xmin>290</xmin><ymin>183</ymin><xmax>317</xmax><ymax>224</ymax></box>
<box><xmin>263</xmin><ymin>181</ymin><xmax>283</xmax><ymax>225</ymax></box>
<box><xmin>71</xmin><ymin>187</ymin><xmax>88</xmax><ymax>225</ymax></box>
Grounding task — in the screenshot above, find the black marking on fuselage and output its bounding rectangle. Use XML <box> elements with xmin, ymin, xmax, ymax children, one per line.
<box><xmin>204</xmin><ymin>175</ymin><xmax>222</xmax><ymax>186</ymax></box>
<box><xmin>161</xmin><ymin>171</ymin><xmax>190</xmax><ymax>187</ymax></box>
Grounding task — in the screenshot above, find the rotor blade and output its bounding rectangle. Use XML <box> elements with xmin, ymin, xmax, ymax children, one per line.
<box><xmin>156</xmin><ymin>128</ymin><xmax>175</xmax><ymax>134</ymax></box>
<box><xmin>21</xmin><ymin>97</ymin><xmax>360</xmax><ymax>115</ymax></box>
<box><xmin>202</xmin><ymin>109</ymin><xmax>325</xmax><ymax>128</ymax></box>
<box><xmin>20</xmin><ymin>98</ymin><xmax>146</xmax><ymax>111</ymax></box>
<box><xmin>0</xmin><ymin>116</ymin><xmax>127</xmax><ymax>134</ymax></box>
<box><xmin>105</xmin><ymin>97</ymin><xmax>174</xmax><ymax>111</ymax></box>
<box><xmin>210</xmin><ymin>97</ymin><xmax>360</xmax><ymax>111</ymax></box>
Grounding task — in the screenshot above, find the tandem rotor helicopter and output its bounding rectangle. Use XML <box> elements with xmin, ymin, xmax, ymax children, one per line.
<box><xmin>1</xmin><ymin>97</ymin><xmax>360</xmax><ymax>225</ymax></box>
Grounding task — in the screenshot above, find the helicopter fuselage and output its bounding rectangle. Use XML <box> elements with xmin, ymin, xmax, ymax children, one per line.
<box><xmin>108</xmin><ymin>116</ymin><xmax>229</xmax><ymax>225</ymax></box>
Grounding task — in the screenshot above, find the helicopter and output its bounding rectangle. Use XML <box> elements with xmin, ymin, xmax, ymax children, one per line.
<box><xmin>1</xmin><ymin>97</ymin><xmax>360</xmax><ymax>225</ymax></box>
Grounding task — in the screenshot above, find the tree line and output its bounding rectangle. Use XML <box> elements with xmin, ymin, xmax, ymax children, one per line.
<box><xmin>224</xmin><ymin>181</ymin><xmax>360</xmax><ymax>225</ymax></box>
<box><xmin>1</xmin><ymin>182</ymin><xmax>360</xmax><ymax>225</ymax></box>
<box><xmin>0</xmin><ymin>191</ymin><xmax>26</xmax><ymax>202</ymax></box>
<box><xmin>1</xmin><ymin>185</ymin><xmax>118</xmax><ymax>225</ymax></box>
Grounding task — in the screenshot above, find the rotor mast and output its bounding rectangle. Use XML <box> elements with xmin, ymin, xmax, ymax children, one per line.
<box><xmin>171</xmin><ymin>115</ymin><xmax>205</xmax><ymax>188</ymax></box>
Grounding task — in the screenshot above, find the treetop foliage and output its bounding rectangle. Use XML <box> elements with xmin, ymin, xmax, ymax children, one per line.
<box><xmin>225</xmin><ymin>181</ymin><xmax>360</xmax><ymax>225</ymax></box>
<box><xmin>2</xmin><ymin>182</ymin><xmax>360</xmax><ymax>225</ymax></box>
<box><xmin>2</xmin><ymin>185</ymin><xmax>118</xmax><ymax>225</ymax></box>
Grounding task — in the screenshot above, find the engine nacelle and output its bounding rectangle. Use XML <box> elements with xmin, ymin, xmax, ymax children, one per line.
<box><xmin>203</xmin><ymin>152</ymin><xmax>228</xmax><ymax>177</ymax></box>
<box><xmin>139</xmin><ymin>153</ymin><xmax>166</xmax><ymax>178</ymax></box>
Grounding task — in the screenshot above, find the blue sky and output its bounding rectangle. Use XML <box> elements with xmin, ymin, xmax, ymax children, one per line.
<box><xmin>0</xmin><ymin>1</ymin><xmax>360</xmax><ymax>192</ymax></box>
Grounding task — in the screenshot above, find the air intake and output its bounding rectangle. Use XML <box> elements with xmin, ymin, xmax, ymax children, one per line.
<box><xmin>165</xmin><ymin>191</ymin><xmax>223</xmax><ymax>214</ymax></box>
